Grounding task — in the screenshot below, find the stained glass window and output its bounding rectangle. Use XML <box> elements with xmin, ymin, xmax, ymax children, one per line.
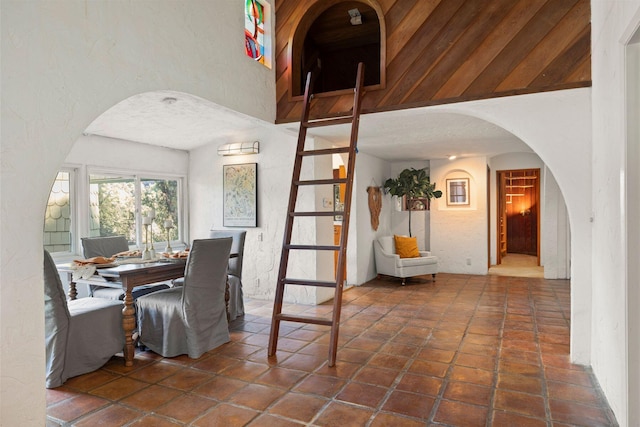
<box><xmin>245</xmin><ymin>0</ymin><xmax>265</xmax><ymax>65</ymax></box>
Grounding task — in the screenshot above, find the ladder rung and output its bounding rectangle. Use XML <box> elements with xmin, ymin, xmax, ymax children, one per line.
<box><xmin>282</xmin><ymin>278</ymin><xmax>338</xmax><ymax>288</ymax></box>
<box><xmin>290</xmin><ymin>211</ymin><xmax>342</xmax><ymax>217</ymax></box>
<box><xmin>285</xmin><ymin>244</ymin><xmax>340</xmax><ymax>251</ymax></box>
<box><xmin>299</xmin><ymin>147</ymin><xmax>351</xmax><ymax>156</ymax></box>
<box><xmin>303</xmin><ymin>116</ymin><xmax>353</xmax><ymax>128</ymax></box>
<box><xmin>295</xmin><ymin>178</ymin><xmax>347</xmax><ymax>186</ymax></box>
<box><xmin>276</xmin><ymin>314</ymin><xmax>333</xmax><ymax>326</ymax></box>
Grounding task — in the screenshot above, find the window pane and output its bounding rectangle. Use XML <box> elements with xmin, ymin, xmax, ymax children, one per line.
<box><xmin>141</xmin><ymin>178</ymin><xmax>179</xmax><ymax>243</ymax></box>
<box><xmin>89</xmin><ymin>174</ymin><xmax>136</xmax><ymax>244</ymax></box>
<box><xmin>44</xmin><ymin>171</ymin><xmax>72</xmax><ymax>253</ymax></box>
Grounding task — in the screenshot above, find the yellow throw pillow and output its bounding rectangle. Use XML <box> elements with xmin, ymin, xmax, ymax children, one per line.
<box><xmin>394</xmin><ymin>235</ymin><xmax>420</xmax><ymax>258</ymax></box>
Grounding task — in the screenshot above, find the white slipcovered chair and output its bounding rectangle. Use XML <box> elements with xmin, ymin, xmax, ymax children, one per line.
<box><xmin>172</xmin><ymin>229</ymin><xmax>246</xmax><ymax>321</ymax></box>
<box><xmin>44</xmin><ymin>250</ymin><xmax>124</xmax><ymax>388</ymax></box>
<box><xmin>374</xmin><ymin>236</ymin><xmax>438</xmax><ymax>285</ymax></box>
<box><xmin>135</xmin><ymin>237</ymin><xmax>232</xmax><ymax>358</ymax></box>
<box><xmin>209</xmin><ymin>229</ymin><xmax>246</xmax><ymax>321</ymax></box>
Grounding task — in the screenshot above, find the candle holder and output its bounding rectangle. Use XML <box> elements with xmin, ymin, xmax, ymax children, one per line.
<box><xmin>149</xmin><ymin>222</ymin><xmax>156</xmax><ymax>260</ymax></box>
<box><xmin>164</xmin><ymin>223</ymin><xmax>174</xmax><ymax>253</ymax></box>
<box><xmin>142</xmin><ymin>223</ymin><xmax>152</xmax><ymax>260</ymax></box>
<box><xmin>148</xmin><ymin>209</ymin><xmax>156</xmax><ymax>260</ymax></box>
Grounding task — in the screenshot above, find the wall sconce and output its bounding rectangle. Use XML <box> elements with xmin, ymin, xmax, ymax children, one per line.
<box><xmin>217</xmin><ymin>141</ymin><xmax>259</xmax><ymax>156</ymax></box>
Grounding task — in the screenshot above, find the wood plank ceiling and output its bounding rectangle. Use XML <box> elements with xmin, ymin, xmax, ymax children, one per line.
<box><xmin>275</xmin><ymin>0</ymin><xmax>591</xmax><ymax>123</ymax></box>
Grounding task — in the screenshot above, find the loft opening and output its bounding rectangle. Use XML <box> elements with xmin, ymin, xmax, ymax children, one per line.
<box><xmin>291</xmin><ymin>1</ymin><xmax>385</xmax><ymax>97</ymax></box>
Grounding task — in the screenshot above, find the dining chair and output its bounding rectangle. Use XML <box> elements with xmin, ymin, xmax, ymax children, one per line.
<box><xmin>135</xmin><ymin>237</ymin><xmax>232</xmax><ymax>358</ymax></box>
<box><xmin>209</xmin><ymin>229</ymin><xmax>246</xmax><ymax>320</ymax></box>
<box><xmin>172</xmin><ymin>230</ymin><xmax>246</xmax><ymax>321</ymax></box>
<box><xmin>44</xmin><ymin>249</ymin><xmax>124</xmax><ymax>388</ymax></box>
<box><xmin>81</xmin><ymin>235</ymin><xmax>169</xmax><ymax>300</ymax></box>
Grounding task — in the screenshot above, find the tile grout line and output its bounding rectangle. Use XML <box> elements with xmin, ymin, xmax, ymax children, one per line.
<box><xmin>425</xmin><ymin>275</ymin><xmax>479</xmax><ymax>425</ymax></box>
<box><xmin>529</xmin><ymin>277</ymin><xmax>555</xmax><ymax>427</ymax></box>
<box><xmin>484</xmin><ymin>278</ymin><xmax>507</xmax><ymax>427</ymax></box>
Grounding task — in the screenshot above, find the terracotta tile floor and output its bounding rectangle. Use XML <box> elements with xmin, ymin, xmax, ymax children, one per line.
<box><xmin>46</xmin><ymin>274</ymin><xmax>619</xmax><ymax>426</ymax></box>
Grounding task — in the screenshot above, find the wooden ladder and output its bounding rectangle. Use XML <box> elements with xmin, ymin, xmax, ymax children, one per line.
<box><xmin>268</xmin><ymin>63</ymin><xmax>365</xmax><ymax>367</ymax></box>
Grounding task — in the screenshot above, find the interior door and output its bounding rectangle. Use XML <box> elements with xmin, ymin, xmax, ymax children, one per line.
<box><xmin>505</xmin><ymin>169</ymin><xmax>539</xmax><ymax>257</ymax></box>
<box><xmin>497</xmin><ymin>172</ymin><xmax>507</xmax><ymax>263</ymax></box>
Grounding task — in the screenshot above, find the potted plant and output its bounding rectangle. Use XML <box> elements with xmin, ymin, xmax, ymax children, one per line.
<box><xmin>384</xmin><ymin>167</ymin><xmax>442</xmax><ymax>236</ymax></box>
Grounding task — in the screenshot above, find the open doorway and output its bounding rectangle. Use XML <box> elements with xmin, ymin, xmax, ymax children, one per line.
<box><xmin>495</xmin><ymin>168</ymin><xmax>541</xmax><ymax>274</ymax></box>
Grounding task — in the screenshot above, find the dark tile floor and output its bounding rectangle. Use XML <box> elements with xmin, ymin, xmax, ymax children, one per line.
<box><xmin>46</xmin><ymin>273</ymin><xmax>619</xmax><ymax>426</ymax></box>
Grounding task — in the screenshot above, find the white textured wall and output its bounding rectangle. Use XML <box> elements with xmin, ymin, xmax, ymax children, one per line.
<box><xmin>66</xmin><ymin>135</ymin><xmax>189</xmax><ymax>175</ymax></box>
<box><xmin>353</xmin><ymin>153</ymin><xmax>392</xmax><ymax>285</ymax></box>
<box><xmin>591</xmin><ymin>2</ymin><xmax>640</xmax><ymax>425</ymax></box>
<box><xmin>0</xmin><ymin>1</ymin><xmax>275</xmax><ymax>425</ymax></box>
<box><xmin>188</xmin><ymin>127</ymin><xmax>321</xmax><ymax>304</ymax></box>
<box><xmin>540</xmin><ymin>166</ymin><xmax>570</xmax><ymax>279</ymax></box>
<box><xmin>430</xmin><ymin>156</ymin><xmax>489</xmax><ymax>274</ymax></box>
<box><xmin>626</xmin><ymin>31</ymin><xmax>640</xmax><ymax>427</ymax></box>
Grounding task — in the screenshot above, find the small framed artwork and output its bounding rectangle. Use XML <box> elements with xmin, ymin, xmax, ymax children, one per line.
<box><xmin>446</xmin><ymin>178</ymin><xmax>469</xmax><ymax>206</ymax></box>
<box><xmin>223</xmin><ymin>163</ymin><xmax>257</xmax><ymax>227</ymax></box>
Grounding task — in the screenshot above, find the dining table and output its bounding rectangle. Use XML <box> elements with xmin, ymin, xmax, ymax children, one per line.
<box><xmin>58</xmin><ymin>259</ymin><xmax>187</xmax><ymax>366</ymax></box>
<box><xmin>58</xmin><ymin>252</ymin><xmax>238</xmax><ymax>366</ymax></box>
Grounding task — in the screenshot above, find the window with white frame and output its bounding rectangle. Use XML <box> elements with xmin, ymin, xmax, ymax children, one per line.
<box><xmin>44</xmin><ymin>168</ymin><xmax>185</xmax><ymax>255</ymax></box>
<box><xmin>89</xmin><ymin>171</ymin><xmax>183</xmax><ymax>248</ymax></box>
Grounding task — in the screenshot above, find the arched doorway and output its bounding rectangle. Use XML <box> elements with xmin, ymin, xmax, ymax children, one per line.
<box><xmin>290</xmin><ymin>0</ymin><xmax>385</xmax><ymax>97</ymax></box>
<box><xmin>497</xmin><ymin>168</ymin><xmax>541</xmax><ymax>265</ymax></box>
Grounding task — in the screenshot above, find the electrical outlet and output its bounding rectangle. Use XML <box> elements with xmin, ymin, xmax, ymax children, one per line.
<box><xmin>257</xmin><ymin>232</ymin><xmax>263</xmax><ymax>241</ymax></box>
<box><xmin>255</xmin><ymin>278</ymin><xmax>260</xmax><ymax>286</ymax></box>
<box><xmin>466</xmin><ymin>258</ymin><xmax>471</xmax><ymax>265</ymax></box>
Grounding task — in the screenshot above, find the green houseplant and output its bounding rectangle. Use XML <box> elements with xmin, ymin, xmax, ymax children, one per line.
<box><xmin>384</xmin><ymin>167</ymin><xmax>442</xmax><ymax>236</ymax></box>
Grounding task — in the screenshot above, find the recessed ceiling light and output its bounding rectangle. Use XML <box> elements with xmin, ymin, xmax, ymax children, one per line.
<box><xmin>162</xmin><ymin>97</ymin><xmax>177</xmax><ymax>104</ymax></box>
<box><xmin>448</xmin><ymin>155</ymin><xmax>457</xmax><ymax>160</ymax></box>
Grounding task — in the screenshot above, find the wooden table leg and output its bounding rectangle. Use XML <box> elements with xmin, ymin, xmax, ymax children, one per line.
<box><xmin>225</xmin><ymin>276</ymin><xmax>230</xmax><ymax>323</ymax></box>
<box><xmin>68</xmin><ymin>282</ymin><xmax>78</xmax><ymax>300</ymax></box>
<box><xmin>121</xmin><ymin>284</ymin><xmax>136</xmax><ymax>366</ymax></box>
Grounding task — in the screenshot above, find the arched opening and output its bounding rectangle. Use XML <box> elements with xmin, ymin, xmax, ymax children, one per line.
<box><xmin>290</xmin><ymin>0</ymin><xmax>384</xmax><ymax>97</ymax></box>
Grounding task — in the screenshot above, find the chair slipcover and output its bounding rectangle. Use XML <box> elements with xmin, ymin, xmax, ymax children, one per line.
<box><xmin>172</xmin><ymin>230</ymin><xmax>246</xmax><ymax>321</ymax></box>
<box><xmin>81</xmin><ymin>236</ymin><xmax>169</xmax><ymax>300</ymax></box>
<box><xmin>210</xmin><ymin>229</ymin><xmax>246</xmax><ymax>320</ymax></box>
<box><xmin>374</xmin><ymin>236</ymin><xmax>438</xmax><ymax>285</ymax></box>
<box><xmin>44</xmin><ymin>250</ymin><xmax>124</xmax><ymax>388</ymax></box>
<box><xmin>135</xmin><ymin>237</ymin><xmax>232</xmax><ymax>358</ymax></box>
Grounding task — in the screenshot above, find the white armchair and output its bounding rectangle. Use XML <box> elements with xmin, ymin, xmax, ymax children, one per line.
<box><xmin>374</xmin><ymin>236</ymin><xmax>438</xmax><ymax>285</ymax></box>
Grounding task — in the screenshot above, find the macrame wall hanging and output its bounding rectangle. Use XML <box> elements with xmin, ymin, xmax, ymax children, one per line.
<box><xmin>367</xmin><ymin>186</ymin><xmax>382</xmax><ymax>231</ymax></box>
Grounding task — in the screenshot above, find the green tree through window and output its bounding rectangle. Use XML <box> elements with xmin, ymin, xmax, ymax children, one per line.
<box><xmin>142</xmin><ymin>178</ymin><xmax>178</xmax><ymax>242</ymax></box>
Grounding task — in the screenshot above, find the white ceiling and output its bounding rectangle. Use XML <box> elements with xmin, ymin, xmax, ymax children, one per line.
<box><xmin>85</xmin><ymin>90</ymin><xmax>532</xmax><ymax>161</ymax></box>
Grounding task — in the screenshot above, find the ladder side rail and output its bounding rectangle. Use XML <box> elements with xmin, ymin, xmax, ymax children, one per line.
<box><xmin>328</xmin><ymin>62</ymin><xmax>366</xmax><ymax>366</ymax></box>
<box><xmin>268</xmin><ymin>71</ymin><xmax>314</xmax><ymax>357</ymax></box>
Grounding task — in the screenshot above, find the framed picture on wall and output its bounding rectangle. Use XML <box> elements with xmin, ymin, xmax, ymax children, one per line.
<box><xmin>223</xmin><ymin>163</ymin><xmax>257</xmax><ymax>227</ymax></box>
<box><xmin>446</xmin><ymin>178</ymin><xmax>469</xmax><ymax>206</ymax></box>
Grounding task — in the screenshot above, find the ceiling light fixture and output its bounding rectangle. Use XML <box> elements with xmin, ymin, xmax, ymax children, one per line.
<box><xmin>217</xmin><ymin>141</ymin><xmax>260</xmax><ymax>156</ymax></box>
<box><xmin>448</xmin><ymin>155</ymin><xmax>457</xmax><ymax>160</ymax></box>
<box><xmin>162</xmin><ymin>97</ymin><xmax>177</xmax><ymax>104</ymax></box>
